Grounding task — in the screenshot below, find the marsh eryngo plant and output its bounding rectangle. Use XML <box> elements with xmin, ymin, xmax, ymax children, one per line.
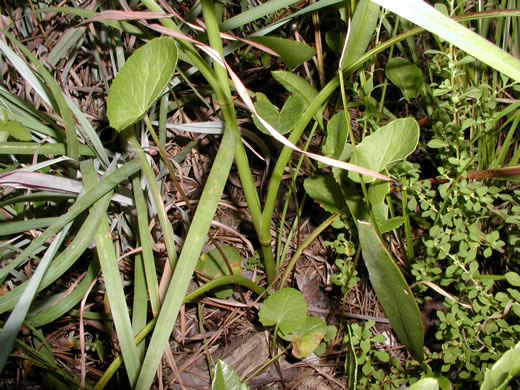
<box><xmin>0</xmin><ymin>0</ymin><xmax>519</xmax><ymax>388</ymax></box>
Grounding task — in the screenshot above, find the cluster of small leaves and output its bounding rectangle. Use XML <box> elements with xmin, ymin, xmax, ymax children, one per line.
<box><xmin>323</xmin><ymin>233</ymin><xmax>360</xmax><ymax>294</ymax></box>
<box><xmin>345</xmin><ymin>320</ymin><xmax>410</xmax><ymax>389</ymax></box>
<box><xmin>407</xmin><ymin>171</ymin><xmax>520</xmax><ymax>379</ymax></box>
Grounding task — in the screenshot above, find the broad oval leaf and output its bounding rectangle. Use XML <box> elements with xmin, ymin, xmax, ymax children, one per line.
<box><xmin>249</xmin><ymin>36</ymin><xmax>315</xmax><ymax>69</ymax></box>
<box><xmin>107</xmin><ymin>37</ymin><xmax>178</xmax><ymax>131</ymax></box>
<box><xmin>357</xmin><ymin>220</ymin><xmax>424</xmax><ymax>361</ymax></box>
<box><xmin>385</xmin><ymin>57</ymin><xmax>423</xmax><ymax>100</ymax></box>
<box><xmin>258</xmin><ymin>288</ymin><xmax>307</xmax><ymax>334</ymax></box>
<box><xmin>349</xmin><ymin>118</ymin><xmax>420</xmax><ymax>183</ymax></box>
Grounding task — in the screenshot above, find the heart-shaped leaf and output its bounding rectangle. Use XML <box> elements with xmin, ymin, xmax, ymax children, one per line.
<box><xmin>252</xmin><ymin>93</ymin><xmax>305</xmax><ymax>135</ymax></box>
<box><xmin>358</xmin><ymin>220</ymin><xmax>424</xmax><ymax>362</ymax></box>
<box><xmin>349</xmin><ymin>118</ymin><xmax>420</xmax><ymax>183</ymax></box>
<box><xmin>107</xmin><ymin>37</ymin><xmax>178</xmax><ymax>131</ymax></box>
<box><xmin>258</xmin><ymin>288</ymin><xmax>307</xmax><ymax>334</ymax></box>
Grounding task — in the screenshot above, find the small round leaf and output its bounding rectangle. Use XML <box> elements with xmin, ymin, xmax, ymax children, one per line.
<box><xmin>258</xmin><ymin>288</ymin><xmax>307</xmax><ymax>334</ymax></box>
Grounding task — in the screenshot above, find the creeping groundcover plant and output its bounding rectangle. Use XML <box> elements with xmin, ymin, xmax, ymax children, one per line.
<box><xmin>0</xmin><ymin>0</ymin><xmax>519</xmax><ymax>388</ymax></box>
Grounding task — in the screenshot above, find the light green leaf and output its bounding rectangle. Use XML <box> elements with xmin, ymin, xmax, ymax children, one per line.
<box><xmin>2</xmin><ymin>120</ymin><xmax>31</xmax><ymax>141</ymax></box>
<box><xmin>341</xmin><ymin>0</ymin><xmax>380</xmax><ymax>70</ymax></box>
<box><xmin>107</xmin><ymin>37</ymin><xmax>178</xmax><ymax>131</ymax></box>
<box><xmin>280</xmin><ymin>316</ymin><xmax>327</xmax><ymax>358</ymax></box>
<box><xmin>252</xmin><ymin>92</ymin><xmax>305</xmax><ymax>135</ymax></box>
<box><xmin>372</xmin><ymin>0</ymin><xmax>520</xmax><ymax>82</ymax></box>
<box><xmin>349</xmin><ymin>118</ymin><xmax>420</xmax><ymax>183</ymax></box>
<box><xmin>212</xmin><ymin>360</ymin><xmax>250</xmax><ymax>390</ymax></box>
<box><xmin>0</xmin><ymin>131</ymin><xmax>8</xmax><ymax>142</ymax></box>
<box><xmin>258</xmin><ymin>288</ymin><xmax>307</xmax><ymax>334</ymax></box>
<box><xmin>0</xmin><ymin>108</ymin><xmax>7</xmax><ymax>124</ymax></box>
<box><xmin>272</xmin><ymin>71</ymin><xmax>318</xmax><ymax>107</ymax></box>
<box><xmin>505</xmin><ymin>272</ymin><xmax>520</xmax><ymax>287</ymax></box>
<box><xmin>368</xmin><ymin>181</ymin><xmax>390</xmax><ymax>205</ymax></box>
<box><xmin>357</xmin><ymin>221</ymin><xmax>424</xmax><ymax>361</ymax></box>
<box><xmin>249</xmin><ymin>36</ymin><xmax>315</xmax><ymax>69</ymax></box>
<box><xmin>323</xmin><ymin>112</ymin><xmax>351</xmax><ymax>160</ymax></box>
<box><xmin>196</xmin><ymin>246</ymin><xmax>242</xmax><ymax>299</ymax></box>
<box><xmin>385</xmin><ymin>57</ymin><xmax>423</xmax><ymax>100</ymax></box>
<box><xmin>304</xmin><ymin>175</ymin><xmax>346</xmax><ymax>213</ymax></box>
<box><xmin>481</xmin><ymin>341</ymin><xmax>520</xmax><ymax>390</ymax></box>
<box><xmin>407</xmin><ymin>378</ymin><xmax>439</xmax><ymax>390</ymax></box>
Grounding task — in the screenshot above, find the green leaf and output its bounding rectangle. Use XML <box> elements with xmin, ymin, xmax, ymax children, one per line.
<box><xmin>248</xmin><ymin>36</ymin><xmax>315</xmax><ymax>69</ymax></box>
<box><xmin>0</xmin><ymin>131</ymin><xmax>8</xmax><ymax>142</ymax></box>
<box><xmin>258</xmin><ymin>288</ymin><xmax>307</xmax><ymax>334</ymax></box>
<box><xmin>357</xmin><ymin>221</ymin><xmax>424</xmax><ymax>361</ymax></box>
<box><xmin>481</xmin><ymin>341</ymin><xmax>520</xmax><ymax>390</ymax></box>
<box><xmin>212</xmin><ymin>360</ymin><xmax>250</xmax><ymax>390</ymax></box>
<box><xmin>349</xmin><ymin>118</ymin><xmax>420</xmax><ymax>183</ymax></box>
<box><xmin>385</xmin><ymin>57</ymin><xmax>423</xmax><ymax>100</ymax></box>
<box><xmin>280</xmin><ymin>316</ymin><xmax>327</xmax><ymax>358</ymax></box>
<box><xmin>407</xmin><ymin>378</ymin><xmax>439</xmax><ymax>390</ymax></box>
<box><xmin>196</xmin><ymin>246</ymin><xmax>242</xmax><ymax>299</ymax></box>
<box><xmin>505</xmin><ymin>272</ymin><xmax>520</xmax><ymax>287</ymax></box>
<box><xmin>304</xmin><ymin>175</ymin><xmax>346</xmax><ymax>213</ymax></box>
<box><xmin>107</xmin><ymin>37</ymin><xmax>178</xmax><ymax>131</ymax></box>
<box><xmin>272</xmin><ymin>71</ymin><xmax>318</xmax><ymax>107</ymax></box>
<box><xmin>271</xmin><ymin>71</ymin><xmax>324</xmax><ymax>126</ymax></box>
<box><xmin>252</xmin><ymin>93</ymin><xmax>305</xmax><ymax>135</ymax></box>
<box><xmin>2</xmin><ymin>120</ymin><xmax>31</xmax><ymax>141</ymax></box>
<box><xmin>0</xmin><ymin>108</ymin><xmax>8</xmax><ymax>124</ymax></box>
<box><xmin>341</xmin><ymin>0</ymin><xmax>380</xmax><ymax>70</ymax></box>
<box><xmin>323</xmin><ymin>112</ymin><xmax>351</xmax><ymax>160</ymax></box>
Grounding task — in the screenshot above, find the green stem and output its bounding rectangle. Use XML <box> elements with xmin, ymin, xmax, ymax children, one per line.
<box><xmin>200</xmin><ymin>0</ymin><xmax>271</xmax><ymax>284</ymax></box>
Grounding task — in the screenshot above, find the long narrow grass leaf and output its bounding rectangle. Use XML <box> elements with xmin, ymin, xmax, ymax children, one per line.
<box><xmin>0</xmin><ymin>182</ymin><xmax>111</xmax><ymax>315</ymax></box>
<box><xmin>0</xmin><ymin>159</ymin><xmax>140</xmax><ymax>284</ymax></box>
<box><xmin>372</xmin><ymin>0</ymin><xmax>520</xmax><ymax>82</ymax></box>
<box><xmin>131</xmin><ymin>174</ymin><xmax>160</xmax><ymax>315</ymax></box>
<box><xmin>81</xmin><ymin>160</ymin><xmax>140</xmax><ymax>385</ymax></box>
<box><xmin>1</xmin><ymin>29</ymin><xmax>79</xmax><ymax>159</ymax></box>
<box><xmin>0</xmin><ymin>221</ymin><xmax>72</xmax><ymax>373</ymax></box>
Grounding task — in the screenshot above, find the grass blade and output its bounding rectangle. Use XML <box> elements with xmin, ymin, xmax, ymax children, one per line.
<box><xmin>0</xmin><ymin>159</ymin><xmax>140</xmax><ymax>284</ymax></box>
<box><xmin>372</xmin><ymin>0</ymin><xmax>520</xmax><ymax>82</ymax></box>
<box><xmin>81</xmin><ymin>159</ymin><xmax>140</xmax><ymax>385</ymax></box>
<box><xmin>0</xmin><ymin>221</ymin><xmax>72</xmax><ymax>373</ymax></box>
